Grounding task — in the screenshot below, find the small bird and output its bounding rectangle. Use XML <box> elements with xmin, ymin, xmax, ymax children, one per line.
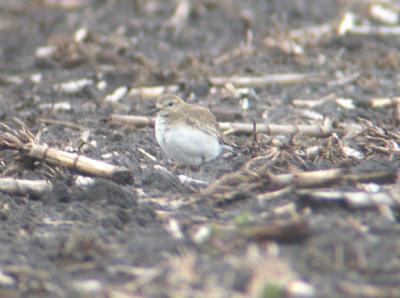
<box><xmin>155</xmin><ymin>94</ymin><xmax>233</xmax><ymax>166</ymax></box>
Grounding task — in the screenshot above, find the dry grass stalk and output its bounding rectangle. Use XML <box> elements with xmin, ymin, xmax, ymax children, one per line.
<box><xmin>292</xmin><ymin>95</ymin><xmax>400</xmax><ymax>110</ymax></box>
<box><xmin>328</xmin><ymin>72</ymin><xmax>361</xmax><ymax>87</ymax></box>
<box><xmin>240</xmin><ymin>217</ymin><xmax>310</xmax><ymax>242</ymax></box>
<box><xmin>209</xmin><ymin>73</ymin><xmax>324</xmax><ymax>87</ymax></box>
<box><xmin>108</xmin><ymin>114</ymin><xmax>154</xmax><ymax>127</ymax></box>
<box><xmin>0</xmin><ymin>121</ymin><xmax>133</xmax><ymax>184</ymax></box>
<box><xmin>338</xmin><ymin>280</ymin><xmax>400</xmax><ymax>298</ymax></box>
<box><xmin>263</xmin><ymin>21</ymin><xmax>337</xmax><ymax>56</ymax></box>
<box><xmin>369</xmin><ymin>97</ymin><xmax>400</xmax><ymax>108</ymax></box>
<box><xmin>269</xmin><ymin>169</ymin><xmax>344</xmax><ymax>189</ymax></box>
<box><xmin>369</xmin><ymin>3</ymin><xmax>399</xmax><ymax>25</ymax></box>
<box><xmin>128</xmin><ymin>85</ymin><xmax>180</xmax><ymax>99</ymax></box>
<box><xmin>0</xmin><ymin>178</ymin><xmax>52</xmax><ymax>196</ymax></box>
<box><xmin>28</xmin><ymin>145</ymin><xmax>132</xmax><ymax>183</ymax></box>
<box><xmin>264</xmin><ymin>35</ymin><xmax>304</xmax><ymax>55</ymax></box>
<box><xmin>265</xmin><ymin>9</ymin><xmax>400</xmax><ymax>57</ymax></box>
<box><xmin>348</xmin><ymin>25</ymin><xmax>400</xmax><ymax>36</ymax></box>
<box><xmin>297</xmin><ymin>189</ymin><xmax>397</xmax><ymax>207</ymax></box>
<box><xmin>220</xmin><ymin>118</ymin><xmax>333</xmax><ymax>137</ymax></box>
<box><xmin>256</xmin><ymin>186</ymin><xmax>293</xmax><ymax>202</ymax></box>
<box><xmin>200</xmin><ymin>164</ymin><xmax>396</xmax><ymax>205</ymax></box>
<box><xmin>338</xmin><ymin>10</ymin><xmax>400</xmax><ymax>36</ymax></box>
<box><xmin>354</xmin><ymin>119</ymin><xmax>400</xmax><ymax>158</ymax></box>
<box><xmin>288</xmin><ymin>22</ymin><xmax>335</xmax><ymax>47</ymax></box>
<box><xmin>108</xmin><ymin>114</ymin><xmax>333</xmax><ymax>137</ymax></box>
<box><xmin>292</xmin><ymin>93</ymin><xmax>336</xmax><ymax>108</ymax></box>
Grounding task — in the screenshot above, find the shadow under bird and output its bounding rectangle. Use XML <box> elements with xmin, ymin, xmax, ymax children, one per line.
<box><xmin>154</xmin><ymin>94</ymin><xmax>235</xmax><ymax>166</ymax></box>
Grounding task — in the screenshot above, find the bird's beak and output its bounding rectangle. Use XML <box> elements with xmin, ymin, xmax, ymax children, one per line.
<box><xmin>150</xmin><ymin>106</ymin><xmax>160</xmax><ymax>114</ymax></box>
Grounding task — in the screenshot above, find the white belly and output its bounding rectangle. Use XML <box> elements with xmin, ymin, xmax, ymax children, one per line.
<box><xmin>155</xmin><ymin>116</ymin><xmax>167</xmax><ymax>149</ymax></box>
<box><xmin>155</xmin><ymin>116</ymin><xmax>222</xmax><ymax>166</ymax></box>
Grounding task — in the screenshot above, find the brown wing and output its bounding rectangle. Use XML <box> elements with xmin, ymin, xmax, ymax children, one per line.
<box><xmin>181</xmin><ymin>104</ymin><xmax>236</xmax><ymax>148</ymax></box>
<box><xmin>182</xmin><ymin>104</ymin><xmax>222</xmax><ymax>137</ymax></box>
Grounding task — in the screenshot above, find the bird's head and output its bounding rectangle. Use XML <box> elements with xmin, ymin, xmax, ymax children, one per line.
<box><xmin>155</xmin><ymin>94</ymin><xmax>185</xmax><ymax>115</ymax></box>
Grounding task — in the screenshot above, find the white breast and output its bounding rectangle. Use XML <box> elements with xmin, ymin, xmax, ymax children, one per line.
<box><xmin>155</xmin><ymin>116</ymin><xmax>223</xmax><ymax>166</ymax></box>
<box><xmin>155</xmin><ymin>115</ymin><xmax>167</xmax><ymax>149</ymax></box>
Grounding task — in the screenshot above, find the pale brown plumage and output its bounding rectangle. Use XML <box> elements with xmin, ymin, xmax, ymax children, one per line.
<box><xmin>156</xmin><ymin>94</ymin><xmax>231</xmax><ymax>146</ymax></box>
<box><xmin>155</xmin><ymin>94</ymin><xmax>234</xmax><ymax>165</ymax></box>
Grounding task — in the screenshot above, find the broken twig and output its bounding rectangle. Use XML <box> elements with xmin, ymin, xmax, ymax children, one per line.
<box><xmin>0</xmin><ymin>122</ymin><xmax>133</xmax><ymax>184</ymax></box>
<box><xmin>128</xmin><ymin>85</ymin><xmax>180</xmax><ymax>99</ymax></box>
<box><xmin>220</xmin><ymin>119</ymin><xmax>333</xmax><ymax>137</ymax></box>
<box><xmin>209</xmin><ymin>73</ymin><xmax>324</xmax><ymax>87</ymax></box>
<box><xmin>292</xmin><ymin>95</ymin><xmax>400</xmax><ymax>110</ymax></box>
<box><xmin>0</xmin><ymin>178</ymin><xmax>52</xmax><ymax>196</ymax></box>
<box><xmin>297</xmin><ymin>189</ymin><xmax>398</xmax><ymax>220</ymax></box>
<box><xmin>108</xmin><ymin>114</ymin><xmax>154</xmax><ymax>127</ymax></box>
<box><xmin>239</xmin><ymin>217</ymin><xmax>310</xmax><ymax>243</ymax></box>
<box><xmin>199</xmin><ymin>165</ymin><xmax>396</xmax><ymax>205</ymax></box>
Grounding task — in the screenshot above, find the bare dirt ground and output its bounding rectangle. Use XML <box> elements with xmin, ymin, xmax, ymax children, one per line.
<box><xmin>0</xmin><ymin>0</ymin><xmax>399</xmax><ymax>297</ymax></box>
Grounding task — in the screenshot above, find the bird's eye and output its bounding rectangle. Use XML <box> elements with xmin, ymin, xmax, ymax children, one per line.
<box><xmin>168</xmin><ymin>101</ymin><xmax>174</xmax><ymax>107</ymax></box>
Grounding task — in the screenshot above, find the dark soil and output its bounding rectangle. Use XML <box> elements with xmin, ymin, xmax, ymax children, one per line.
<box><xmin>0</xmin><ymin>0</ymin><xmax>399</xmax><ymax>297</ymax></box>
